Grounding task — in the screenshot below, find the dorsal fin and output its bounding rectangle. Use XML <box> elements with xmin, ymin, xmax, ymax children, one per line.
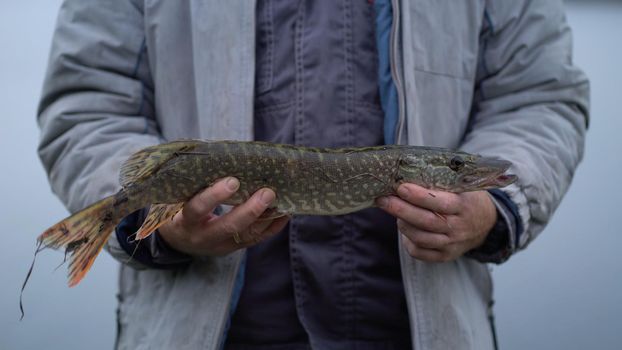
<box><xmin>119</xmin><ymin>140</ymin><xmax>199</xmax><ymax>188</ymax></box>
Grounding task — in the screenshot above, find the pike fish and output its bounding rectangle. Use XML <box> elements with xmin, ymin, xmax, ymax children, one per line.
<box><xmin>33</xmin><ymin>140</ymin><xmax>517</xmax><ymax>287</ymax></box>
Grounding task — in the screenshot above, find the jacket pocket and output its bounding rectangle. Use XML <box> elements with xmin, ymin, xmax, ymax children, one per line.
<box><xmin>405</xmin><ymin>0</ymin><xmax>483</xmax><ymax>80</ymax></box>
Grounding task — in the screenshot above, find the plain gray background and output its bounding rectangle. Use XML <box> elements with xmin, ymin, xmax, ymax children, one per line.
<box><xmin>1</xmin><ymin>1</ymin><xmax>620</xmax><ymax>349</ymax></box>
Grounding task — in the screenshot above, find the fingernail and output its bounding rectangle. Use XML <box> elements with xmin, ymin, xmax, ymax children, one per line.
<box><xmin>377</xmin><ymin>197</ymin><xmax>388</xmax><ymax>208</ymax></box>
<box><xmin>226</xmin><ymin>177</ymin><xmax>239</xmax><ymax>191</ymax></box>
<box><xmin>259</xmin><ymin>189</ymin><xmax>275</xmax><ymax>206</ymax></box>
<box><xmin>397</xmin><ymin>185</ymin><xmax>409</xmax><ymax>199</ymax></box>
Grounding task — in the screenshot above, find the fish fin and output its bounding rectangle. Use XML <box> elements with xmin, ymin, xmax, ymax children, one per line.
<box><xmin>134</xmin><ymin>203</ymin><xmax>184</xmax><ymax>240</ymax></box>
<box><xmin>119</xmin><ymin>141</ymin><xmax>198</xmax><ymax>188</ymax></box>
<box><xmin>257</xmin><ymin>208</ymin><xmax>288</xmax><ymax>221</ymax></box>
<box><xmin>36</xmin><ymin>194</ymin><xmax>119</xmax><ymax>287</ymax></box>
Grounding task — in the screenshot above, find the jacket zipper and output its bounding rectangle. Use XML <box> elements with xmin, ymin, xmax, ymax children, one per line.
<box><xmin>391</xmin><ymin>4</ymin><xmax>420</xmax><ymax>350</ymax></box>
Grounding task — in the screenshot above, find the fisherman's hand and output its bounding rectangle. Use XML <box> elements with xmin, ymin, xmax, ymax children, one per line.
<box><xmin>376</xmin><ymin>184</ymin><xmax>496</xmax><ymax>262</ymax></box>
<box><xmin>158</xmin><ymin>177</ymin><xmax>289</xmax><ymax>256</ymax></box>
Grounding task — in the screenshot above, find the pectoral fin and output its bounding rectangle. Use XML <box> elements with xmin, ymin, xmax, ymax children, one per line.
<box><xmin>134</xmin><ymin>203</ymin><xmax>184</xmax><ymax>240</ymax></box>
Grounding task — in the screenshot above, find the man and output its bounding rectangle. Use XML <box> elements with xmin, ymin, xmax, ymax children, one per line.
<box><xmin>37</xmin><ymin>0</ymin><xmax>588</xmax><ymax>349</ymax></box>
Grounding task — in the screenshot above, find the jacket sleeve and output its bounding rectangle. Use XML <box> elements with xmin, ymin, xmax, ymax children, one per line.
<box><xmin>460</xmin><ymin>0</ymin><xmax>589</xmax><ymax>256</ymax></box>
<box><xmin>37</xmin><ymin>0</ymin><xmax>167</xmax><ymax>269</ymax></box>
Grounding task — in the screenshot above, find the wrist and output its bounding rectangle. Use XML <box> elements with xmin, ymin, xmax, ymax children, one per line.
<box><xmin>466</xmin><ymin>190</ymin><xmax>516</xmax><ymax>263</ymax></box>
<box><xmin>116</xmin><ymin>209</ymin><xmax>192</xmax><ymax>268</ymax></box>
<box><xmin>473</xmin><ymin>191</ymin><xmax>498</xmax><ymax>249</ymax></box>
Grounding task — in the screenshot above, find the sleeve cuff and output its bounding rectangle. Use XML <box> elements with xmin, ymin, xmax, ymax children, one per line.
<box><xmin>465</xmin><ymin>189</ymin><xmax>523</xmax><ymax>263</ymax></box>
<box><xmin>115</xmin><ymin>207</ymin><xmax>192</xmax><ymax>269</ymax></box>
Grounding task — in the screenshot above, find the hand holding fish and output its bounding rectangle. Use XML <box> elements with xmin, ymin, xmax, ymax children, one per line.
<box><xmin>158</xmin><ymin>177</ymin><xmax>290</xmax><ymax>256</ymax></box>
<box><xmin>377</xmin><ymin>184</ymin><xmax>496</xmax><ymax>263</ymax></box>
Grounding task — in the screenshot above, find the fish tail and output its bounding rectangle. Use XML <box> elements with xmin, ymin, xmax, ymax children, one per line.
<box><xmin>37</xmin><ymin>194</ymin><xmax>121</xmax><ymax>287</ymax></box>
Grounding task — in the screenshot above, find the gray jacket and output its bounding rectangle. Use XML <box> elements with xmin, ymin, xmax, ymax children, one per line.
<box><xmin>37</xmin><ymin>0</ymin><xmax>588</xmax><ymax>349</ymax></box>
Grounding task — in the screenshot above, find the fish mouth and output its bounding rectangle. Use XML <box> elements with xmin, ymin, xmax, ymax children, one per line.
<box><xmin>460</xmin><ymin>158</ymin><xmax>517</xmax><ymax>190</ymax></box>
<box><xmin>483</xmin><ymin>173</ymin><xmax>517</xmax><ymax>188</ymax></box>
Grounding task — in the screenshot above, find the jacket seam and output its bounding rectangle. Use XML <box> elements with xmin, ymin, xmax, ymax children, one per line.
<box><xmin>479</xmin><ymin>8</ymin><xmax>495</xmax><ymax>101</ymax></box>
<box><xmin>131</xmin><ymin>37</ymin><xmax>148</xmax><ymax>119</ymax></box>
<box><xmin>412</xmin><ymin>67</ymin><xmax>471</xmax><ymax>81</ymax></box>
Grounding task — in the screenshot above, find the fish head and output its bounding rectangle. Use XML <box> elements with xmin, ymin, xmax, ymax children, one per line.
<box><xmin>396</xmin><ymin>149</ymin><xmax>517</xmax><ymax>193</ymax></box>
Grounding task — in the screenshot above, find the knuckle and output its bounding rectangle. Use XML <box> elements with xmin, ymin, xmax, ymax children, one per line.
<box><xmin>396</xmin><ymin>219</ymin><xmax>409</xmax><ymax>232</ymax></box>
<box><xmin>402</xmin><ymin>184</ymin><xmax>420</xmax><ymax>198</ymax></box>
<box><xmin>220</xmin><ymin>221</ymin><xmax>239</xmax><ymax>235</ymax></box>
<box><xmin>393</xmin><ymin>201</ymin><xmax>406</xmax><ymax>216</ymax></box>
<box><xmin>197</xmin><ymin>187</ymin><xmax>216</xmax><ymax>202</ymax></box>
<box><xmin>205</xmin><ymin>186</ymin><xmax>229</xmax><ymax>203</ymax></box>
<box><xmin>398</xmin><ymin>225</ymin><xmax>417</xmax><ymax>241</ymax></box>
<box><xmin>412</xmin><ymin>234</ymin><xmax>427</xmax><ymax>246</ymax></box>
<box><xmin>249</xmin><ymin>204</ymin><xmax>265</xmax><ymax>218</ymax></box>
<box><xmin>384</xmin><ymin>198</ymin><xmax>399</xmax><ymax>213</ymax></box>
<box><xmin>209</xmin><ymin>180</ymin><xmax>237</xmax><ymax>199</ymax></box>
<box><xmin>423</xmin><ymin>214</ymin><xmax>438</xmax><ymax>230</ymax></box>
<box><xmin>191</xmin><ymin>196</ymin><xmax>214</xmax><ymax>215</ymax></box>
<box><xmin>439</xmin><ymin>200</ymin><xmax>452</xmax><ymax>214</ymax></box>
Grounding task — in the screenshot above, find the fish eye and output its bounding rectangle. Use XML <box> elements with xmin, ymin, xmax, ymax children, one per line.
<box><xmin>449</xmin><ymin>156</ymin><xmax>465</xmax><ymax>171</ymax></box>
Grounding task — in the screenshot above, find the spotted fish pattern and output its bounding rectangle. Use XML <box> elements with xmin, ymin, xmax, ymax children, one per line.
<box><xmin>31</xmin><ymin>140</ymin><xmax>517</xmax><ymax>287</ymax></box>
